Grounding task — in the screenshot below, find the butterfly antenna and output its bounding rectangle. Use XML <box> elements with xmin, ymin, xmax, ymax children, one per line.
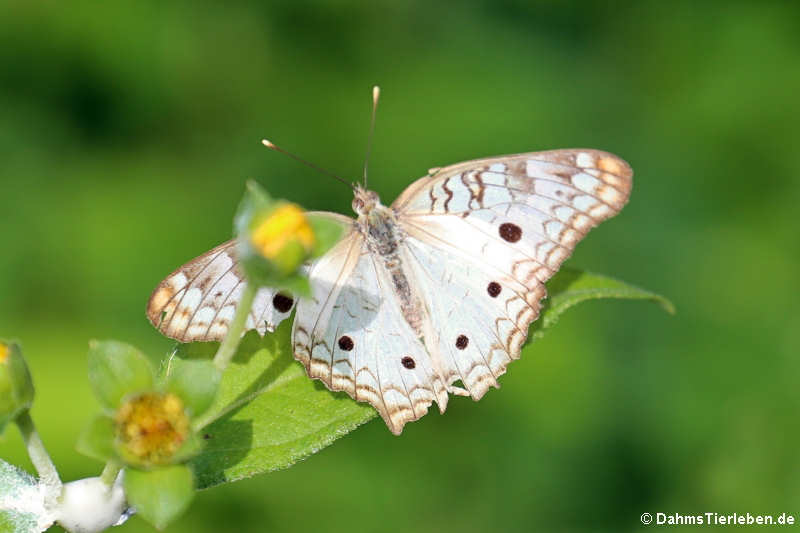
<box><xmin>362</xmin><ymin>85</ymin><xmax>380</xmax><ymax>188</ymax></box>
<box><xmin>262</xmin><ymin>139</ymin><xmax>354</xmax><ymax>190</ymax></box>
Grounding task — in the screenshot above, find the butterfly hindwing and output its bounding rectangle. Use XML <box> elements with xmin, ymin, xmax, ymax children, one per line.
<box><xmin>147</xmin><ymin>240</ymin><xmax>296</xmax><ymax>342</ymax></box>
<box><xmin>292</xmin><ymin>230</ymin><xmax>448</xmax><ymax>434</ymax></box>
<box><xmin>402</xmin><ymin>234</ymin><xmax>542</xmax><ymax>401</ymax></box>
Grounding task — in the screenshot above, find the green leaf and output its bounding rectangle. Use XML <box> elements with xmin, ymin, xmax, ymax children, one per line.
<box><xmin>529</xmin><ymin>267</ymin><xmax>675</xmax><ymax>341</ymax></box>
<box><xmin>0</xmin><ymin>459</ymin><xmax>53</xmax><ymax>532</ymax></box>
<box><xmin>75</xmin><ymin>414</ymin><xmax>116</xmax><ymax>462</ymax></box>
<box><xmin>178</xmin><ymin>269</ymin><xmax>670</xmax><ymax>489</ymax></box>
<box><xmin>87</xmin><ymin>340</ymin><xmax>154</xmax><ymax>408</ymax></box>
<box><xmin>181</xmin><ymin>321</ymin><xmax>375</xmax><ymax>489</ymax></box>
<box><xmin>163</xmin><ymin>358</ymin><xmax>221</xmax><ymax>417</ymax></box>
<box><xmin>124</xmin><ymin>465</ymin><xmax>195</xmax><ymax>530</ymax></box>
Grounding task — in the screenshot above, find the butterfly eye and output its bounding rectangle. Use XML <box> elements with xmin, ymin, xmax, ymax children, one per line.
<box><xmin>352</xmin><ymin>198</ymin><xmax>364</xmax><ymax>212</ymax></box>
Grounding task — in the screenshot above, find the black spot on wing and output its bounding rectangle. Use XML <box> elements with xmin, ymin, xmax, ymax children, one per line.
<box><xmin>272</xmin><ymin>293</ymin><xmax>294</xmax><ymax>313</ymax></box>
<box><xmin>487</xmin><ymin>281</ymin><xmax>502</xmax><ymax>297</ymax></box>
<box><xmin>499</xmin><ymin>223</ymin><xmax>522</xmax><ymax>243</ymax></box>
<box><xmin>338</xmin><ymin>335</ymin><xmax>354</xmax><ymax>351</ymax></box>
<box><xmin>456</xmin><ymin>335</ymin><xmax>469</xmax><ymax>350</ymax></box>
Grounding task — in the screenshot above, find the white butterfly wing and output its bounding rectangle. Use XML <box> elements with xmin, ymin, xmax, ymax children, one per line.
<box><xmin>292</xmin><ymin>227</ymin><xmax>449</xmax><ymax>434</ymax></box>
<box><xmin>147</xmin><ymin>241</ymin><xmax>297</xmax><ymax>343</ymax></box>
<box><xmin>401</xmin><ymin>235</ymin><xmax>538</xmax><ymax>400</ymax></box>
<box><xmin>392</xmin><ymin>149</ymin><xmax>632</xmax><ymax>401</ymax></box>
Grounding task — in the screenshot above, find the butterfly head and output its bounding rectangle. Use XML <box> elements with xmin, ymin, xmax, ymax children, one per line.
<box><xmin>352</xmin><ymin>185</ymin><xmax>380</xmax><ymax>216</ymax></box>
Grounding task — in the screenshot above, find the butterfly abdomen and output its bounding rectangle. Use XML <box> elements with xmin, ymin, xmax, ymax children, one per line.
<box><xmin>387</xmin><ymin>260</ymin><xmax>424</xmax><ymax>336</ymax></box>
<box><xmin>359</xmin><ymin>204</ymin><xmax>427</xmax><ymax>336</ymax></box>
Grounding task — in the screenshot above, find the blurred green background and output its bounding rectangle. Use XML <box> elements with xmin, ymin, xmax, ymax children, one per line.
<box><xmin>2</xmin><ymin>1</ymin><xmax>799</xmax><ymax>532</ymax></box>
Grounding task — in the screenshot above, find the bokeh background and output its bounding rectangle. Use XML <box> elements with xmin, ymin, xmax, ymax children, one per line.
<box><xmin>2</xmin><ymin>1</ymin><xmax>799</xmax><ymax>532</ymax></box>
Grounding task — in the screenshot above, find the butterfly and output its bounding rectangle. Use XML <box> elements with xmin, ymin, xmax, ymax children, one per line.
<box><xmin>147</xmin><ymin>149</ymin><xmax>632</xmax><ymax>434</ymax></box>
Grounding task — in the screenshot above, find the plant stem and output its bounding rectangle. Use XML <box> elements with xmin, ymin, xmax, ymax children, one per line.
<box><xmin>100</xmin><ymin>460</ymin><xmax>122</xmax><ymax>487</ymax></box>
<box><xmin>15</xmin><ymin>410</ymin><xmax>62</xmax><ymax>496</ymax></box>
<box><xmin>213</xmin><ymin>282</ymin><xmax>257</xmax><ymax>371</ymax></box>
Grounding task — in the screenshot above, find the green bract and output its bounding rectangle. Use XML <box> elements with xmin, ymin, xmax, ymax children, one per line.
<box><xmin>75</xmin><ymin>414</ymin><xmax>115</xmax><ymax>463</ymax></box>
<box><xmin>87</xmin><ymin>340</ymin><xmax>153</xmax><ymax>409</ymax></box>
<box><xmin>233</xmin><ymin>180</ymin><xmax>344</xmax><ymax>296</ymax></box>
<box><xmin>163</xmin><ymin>357</ymin><xmax>222</xmax><ymax>418</ymax></box>
<box><xmin>124</xmin><ymin>465</ymin><xmax>195</xmax><ymax>530</ymax></box>
<box><xmin>0</xmin><ymin>341</ymin><xmax>35</xmax><ymax>434</ymax></box>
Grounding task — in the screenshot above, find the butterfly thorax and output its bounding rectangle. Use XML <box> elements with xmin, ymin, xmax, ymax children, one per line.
<box><xmin>352</xmin><ymin>185</ymin><xmax>425</xmax><ymax>335</ymax></box>
<box><xmin>352</xmin><ymin>185</ymin><xmax>398</xmax><ymax>256</ymax></box>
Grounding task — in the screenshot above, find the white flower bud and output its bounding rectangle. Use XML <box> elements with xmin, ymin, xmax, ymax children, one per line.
<box><xmin>56</xmin><ymin>475</ymin><xmax>129</xmax><ymax>533</ymax></box>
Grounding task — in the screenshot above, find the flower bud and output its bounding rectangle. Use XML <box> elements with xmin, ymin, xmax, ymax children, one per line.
<box><xmin>234</xmin><ymin>181</ymin><xmax>344</xmax><ymax>295</ymax></box>
<box><xmin>251</xmin><ymin>203</ymin><xmax>315</xmax><ymax>258</ymax></box>
<box><xmin>250</xmin><ymin>203</ymin><xmax>316</xmax><ymax>275</ymax></box>
<box><xmin>0</xmin><ymin>341</ymin><xmax>35</xmax><ymax>431</ymax></box>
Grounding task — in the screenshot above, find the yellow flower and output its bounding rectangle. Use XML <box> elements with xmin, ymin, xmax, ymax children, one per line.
<box><xmin>250</xmin><ymin>203</ymin><xmax>315</xmax><ymax>260</ymax></box>
<box><xmin>0</xmin><ymin>343</ymin><xmax>8</xmax><ymax>364</ymax></box>
<box><xmin>115</xmin><ymin>392</ymin><xmax>190</xmax><ymax>466</ymax></box>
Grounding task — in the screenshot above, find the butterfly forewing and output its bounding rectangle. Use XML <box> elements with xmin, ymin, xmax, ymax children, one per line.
<box><xmin>393</xmin><ymin>149</ymin><xmax>631</xmax><ymax>217</ymax></box>
<box><xmin>395</xmin><ymin>150</ymin><xmax>631</xmax><ymax>287</ymax></box>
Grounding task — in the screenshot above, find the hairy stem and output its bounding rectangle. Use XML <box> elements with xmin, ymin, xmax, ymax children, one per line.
<box><xmin>100</xmin><ymin>460</ymin><xmax>122</xmax><ymax>487</ymax></box>
<box><xmin>15</xmin><ymin>410</ymin><xmax>62</xmax><ymax>502</ymax></box>
<box><xmin>212</xmin><ymin>282</ymin><xmax>257</xmax><ymax>371</ymax></box>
